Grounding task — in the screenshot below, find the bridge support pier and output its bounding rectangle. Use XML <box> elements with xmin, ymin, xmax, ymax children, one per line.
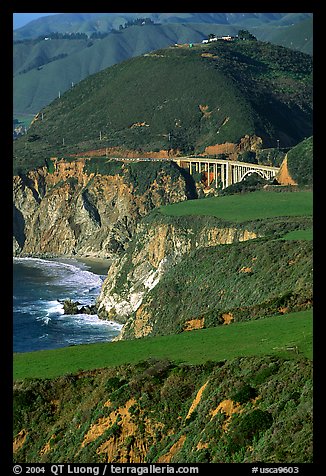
<box><xmin>175</xmin><ymin>157</ymin><xmax>279</xmax><ymax>190</ymax></box>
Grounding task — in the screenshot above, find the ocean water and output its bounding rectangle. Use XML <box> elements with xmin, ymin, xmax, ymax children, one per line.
<box><xmin>13</xmin><ymin>257</ymin><xmax>122</xmax><ymax>353</ymax></box>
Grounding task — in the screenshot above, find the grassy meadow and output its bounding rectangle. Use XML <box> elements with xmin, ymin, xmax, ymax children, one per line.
<box><xmin>14</xmin><ymin>309</ymin><xmax>312</xmax><ymax>380</ymax></box>
<box><xmin>282</xmin><ymin>228</ymin><xmax>313</xmax><ymax>241</ymax></box>
<box><xmin>159</xmin><ymin>190</ymin><xmax>313</xmax><ymax>222</ymax></box>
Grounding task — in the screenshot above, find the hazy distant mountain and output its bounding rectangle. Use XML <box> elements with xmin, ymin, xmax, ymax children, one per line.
<box><xmin>14</xmin><ymin>13</ymin><xmax>312</xmax><ymax>39</ymax></box>
<box><xmin>251</xmin><ymin>17</ymin><xmax>313</xmax><ymax>55</ymax></box>
<box><xmin>13</xmin><ymin>13</ymin><xmax>313</xmax><ymax>115</ymax></box>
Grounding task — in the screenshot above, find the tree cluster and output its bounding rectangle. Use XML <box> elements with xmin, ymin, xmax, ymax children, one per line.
<box><xmin>238</xmin><ymin>29</ymin><xmax>257</xmax><ymax>41</ymax></box>
<box><xmin>14</xmin><ymin>32</ymin><xmax>89</xmax><ymax>45</ymax></box>
<box><xmin>89</xmin><ymin>31</ymin><xmax>110</xmax><ymax>39</ymax></box>
<box><xmin>118</xmin><ymin>18</ymin><xmax>155</xmax><ymax>30</ymax></box>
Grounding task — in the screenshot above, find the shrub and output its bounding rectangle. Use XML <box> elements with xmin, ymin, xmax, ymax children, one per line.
<box><xmin>251</xmin><ymin>363</ymin><xmax>280</xmax><ymax>385</ymax></box>
<box><xmin>125</xmin><ymin>161</ymin><xmax>181</xmax><ymax>195</ymax></box>
<box><xmin>231</xmin><ymin>384</ymin><xmax>257</xmax><ymax>404</ymax></box>
<box><xmin>84</xmin><ymin>158</ymin><xmax>123</xmax><ymax>176</ymax></box>
<box><xmin>220</xmin><ymin>172</ymin><xmax>268</xmax><ymax>195</ymax></box>
<box><xmin>238</xmin><ymin>151</ymin><xmax>257</xmax><ymax>164</ymax></box>
<box><xmin>105</xmin><ymin>376</ymin><xmax>127</xmax><ymax>392</ymax></box>
<box><xmin>237</xmin><ymin>409</ymin><xmax>273</xmax><ymax>442</ymax></box>
<box><xmin>227</xmin><ymin>409</ymin><xmax>273</xmax><ymax>452</ymax></box>
<box><xmin>45</xmin><ymin>158</ymin><xmax>55</xmax><ymax>174</ymax></box>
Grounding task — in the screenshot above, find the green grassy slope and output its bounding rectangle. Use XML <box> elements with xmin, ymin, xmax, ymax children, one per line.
<box><xmin>13</xmin><ymin>309</ymin><xmax>312</xmax><ymax>380</ymax></box>
<box><xmin>13</xmin><ymin>40</ymin><xmax>312</xmax><ymax>174</ymax></box>
<box><xmin>282</xmin><ymin>228</ymin><xmax>313</xmax><ymax>241</ymax></box>
<box><xmin>159</xmin><ymin>190</ymin><xmax>313</xmax><ymax>221</ymax></box>
<box><xmin>13</xmin><ymin>38</ymin><xmax>88</xmax><ymax>75</ymax></box>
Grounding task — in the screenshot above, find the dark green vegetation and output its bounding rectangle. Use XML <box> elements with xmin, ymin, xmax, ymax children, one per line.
<box><xmin>218</xmin><ymin>173</ymin><xmax>270</xmax><ymax>195</ymax></box>
<box><xmin>13</xmin><ymin>352</ymin><xmax>312</xmax><ymax>463</ymax></box>
<box><xmin>123</xmin><ymin>237</ymin><xmax>312</xmax><ymax>339</ymax></box>
<box><xmin>256</xmin><ymin>147</ymin><xmax>288</xmax><ymax>167</ymax></box>
<box><xmin>287</xmin><ymin>136</ymin><xmax>313</xmax><ymax>186</ymax></box>
<box><xmin>81</xmin><ymin>157</ymin><xmax>188</xmax><ymax>197</ymax></box>
<box><xmin>13</xmin><ymin>39</ymin><xmax>312</xmax><ymax>174</ymax></box>
<box><xmin>159</xmin><ymin>190</ymin><xmax>312</xmax><ymax>222</ymax></box>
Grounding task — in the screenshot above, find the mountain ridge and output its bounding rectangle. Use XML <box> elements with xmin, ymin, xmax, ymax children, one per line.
<box><xmin>14</xmin><ymin>13</ymin><xmax>312</xmax><ymax>39</ymax></box>
<box><xmin>13</xmin><ymin>14</ymin><xmax>313</xmax><ymax>115</ymax></box>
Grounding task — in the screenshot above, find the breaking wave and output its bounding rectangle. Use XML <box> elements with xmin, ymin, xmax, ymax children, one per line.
<box><xmin>13</xmin><ymin>257</ymin><xmax>122</xmax><ymax>353</ymax></box>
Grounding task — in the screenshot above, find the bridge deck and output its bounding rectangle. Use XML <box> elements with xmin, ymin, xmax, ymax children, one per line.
<box><xmin>174</xmin><ymin>156</ymin><xmax>280</xmax><ymax>173</ymax></box>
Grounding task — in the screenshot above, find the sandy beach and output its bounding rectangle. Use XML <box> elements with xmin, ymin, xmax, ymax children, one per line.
<box><xmin>74</xmin><ymin>256</ymin><xmax>113</xmax><ymax>276</ymax></box>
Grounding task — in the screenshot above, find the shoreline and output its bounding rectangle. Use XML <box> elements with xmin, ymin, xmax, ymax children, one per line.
<box><xmin>14</xmin><ymin>253</ymin><xmax>113</xmax><ymax>277</ymax></box>
<box><xmin>13</xmin><ymin>255</ymin><xmax>122</xmax><ymax>353</ymax></box>
<box><xmin>67</xmin><ymin>256</ymin><xmax>112</xmax><ymax>276</ymax></box>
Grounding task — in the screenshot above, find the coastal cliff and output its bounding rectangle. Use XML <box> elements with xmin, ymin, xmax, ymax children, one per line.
<box><xmin>13</xmin><ymin>158</ymin><xmax>195</xmax><ymax>258</ymax></box>
<box><xmin>96</xmin><ymin>213</ymin><xmax>260</xmax><ymax>330</ymax></box>
<box><xmin>94</xmin><ymin>195</ymin><xmax>312</xmax><ymax>340</ymax></box>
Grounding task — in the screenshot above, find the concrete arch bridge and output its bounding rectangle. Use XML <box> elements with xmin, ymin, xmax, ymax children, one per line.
<box><xmin>174</xmin><ymin>157</ymin><xmax>280</xmax><ymax>189</ymax></box>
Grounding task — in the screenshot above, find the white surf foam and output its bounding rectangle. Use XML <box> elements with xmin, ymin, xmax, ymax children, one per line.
<box><xmin>57</xmin><ymin>313</ymin><xmax>123</xmax><ymax>329</ymax></box>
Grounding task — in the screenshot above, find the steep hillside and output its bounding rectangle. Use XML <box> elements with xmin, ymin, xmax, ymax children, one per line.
<box><xmin>118</xmin><ymin>237</ymin><xmax>312</xmax><ymax>340</ymax></box>
<box><xmin>96</xmin><ymin>213</ymin><xmax>261</xmax><ymax>325</ymax></box>
<box><xmin>14</xmin><ymin>23</ymin><xmax>243</xmax><ymax>115</ymax></box>
<box><xmin>14</xmin><ymin>39</ymin><xmax>312</xmax><ymax>174</ymax></box>
<box><xmin>286</xmin><ymin>136</ymin><xmax>313</xmax><ymax>186</ymax></box>
<box><xmin>13</xmin><ymin>354</ymin><xmax>313</xmax><ymax>463</ymax></box>
<box><xmin>276</xmin><ymin>136</ymin><xmax>313</xmax><ymax>186</ymax></box>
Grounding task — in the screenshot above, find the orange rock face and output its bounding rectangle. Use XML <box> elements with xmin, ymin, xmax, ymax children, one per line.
<box><xmin>276</xmin><ymin>155</ymin><xmax>298</xmax><ymax>185</ymax></box>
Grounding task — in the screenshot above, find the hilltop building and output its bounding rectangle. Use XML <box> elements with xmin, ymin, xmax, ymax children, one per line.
<box><xmin>202</xmin><ymin>35</ymin><xmax>236</xmax><ymax>44</ymax></box>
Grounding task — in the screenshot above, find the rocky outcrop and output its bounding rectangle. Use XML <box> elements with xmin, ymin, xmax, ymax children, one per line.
<box><xmin>60</xmin><ymin>299</ymin><xmax>97</xmax><ymax>315</ymax></box>
<box><xmin>96</xmin><ymin>215</ymin><xmax>260</xmax><ymax>334</ymax></box>
<box><xmin>203</xmin><ymin>135</ymin><xmax>263</xmax><ymax>161</ymax></box>
<box><xmin>13</xmin><ymin>159</ymin><xmax>194</xmax><ymax>258</ymax></box>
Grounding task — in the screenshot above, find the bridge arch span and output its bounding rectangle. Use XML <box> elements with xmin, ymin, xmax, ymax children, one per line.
<box><xmin>240</xmin><ymin>169</ymin><xmax>270</xmax><ymax>181</ymax></box>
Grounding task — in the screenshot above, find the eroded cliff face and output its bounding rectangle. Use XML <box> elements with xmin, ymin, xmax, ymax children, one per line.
<box><xmin>276</xmin><ymin>154</ymin><xmax>298</xmax><ymax>186</ymax></box>
<box><xmin>13</xmin><ymin>159</ymin><xmax>193</xmax><ymax>258</ymax></box>
<box><xmin>96</xmin><ymin>216</ymin><xmax>259</xmax><ymax>336</ymax></box>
